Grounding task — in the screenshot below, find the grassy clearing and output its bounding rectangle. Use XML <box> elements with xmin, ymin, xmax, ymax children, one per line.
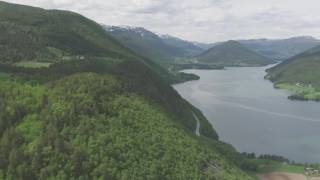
<box><xmin>14</xmin><ymin>61</ymin><xmax>52</xmax><ymax>68</ymax></box>
<box><xmin>255</xmin><ymin>159</ymin><xmax>305</xmax><ymax>174</ymax></box>
<box><xmin>275</xmin><ymin>83</ymin><xmax>320</xmax><ymax>101</ymax></box>
<box><xmin>0</xmin><ymin>72</ymin><xmax>10</xmax><ymax>79</ymax></box>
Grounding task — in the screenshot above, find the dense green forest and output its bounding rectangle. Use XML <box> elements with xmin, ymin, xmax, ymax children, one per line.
<box><xmin>0</xmin><ymin>1</ymin><xmax>256</xmax><ymax>179</ymax></box>
<box><xmin>0</xmin><ymin>64</ymin><xmax>254</xmax><ymax>179</ymax></box>
<box><xmin>0</xmin><ymin>60</ymin><xmax>255</xmax><ymax>179</ymax></box>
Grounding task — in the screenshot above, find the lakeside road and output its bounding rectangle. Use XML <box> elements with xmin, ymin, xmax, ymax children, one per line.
<box><xmin>258</xmin><ymin>172</ymin><xmax>307</xmax><ymax>180</ymax></box>
<box><xmin>192</xmin><ymin>112</ymin><xmax>200</xmax><ymax>136</ymax></box>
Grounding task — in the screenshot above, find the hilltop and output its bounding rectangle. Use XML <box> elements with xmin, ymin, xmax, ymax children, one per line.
<box><xmin>196</xmin><ymin>40</ymin><xmax>273</xmax><ymax>66</ymax></box>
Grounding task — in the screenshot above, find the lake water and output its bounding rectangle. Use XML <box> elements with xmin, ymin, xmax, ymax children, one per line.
<box><xmin>173</xmin><ymin>65</ymin><xmax>320</xmax><ymax>163</ymax></box>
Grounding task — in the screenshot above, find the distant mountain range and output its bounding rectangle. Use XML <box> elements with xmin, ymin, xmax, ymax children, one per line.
<box><xmin>192</xmin><ymin>42</ymin><xmax>220</xmax><ymax>51</ymax></box>
<box><xmin>238</xmin><ymin>36</ymin><xmax>320</xmax><ymax>61</ymax></box>
<box><xmin>104</xmin><ymin>25</ymin><xmax>203</xmax><ymax>67</ymax></box>
<box><xmin>160</xmin><ymin>34</ymin><xmax>203</xmax><ymax>57</ymax></box>
<box><xmin>196</xmin><ymin>36</ymin><xmax>320</xmax><ymax>61</ymax></box>
<box><xmin>195</xmin><ymin>40</ymin><xmax>273</xmax><ymax>66</ymax></box>
<box><xmin>104</xmin><ymin>26</ymin><xmax>320</xmax><ymax>66</ymax></box>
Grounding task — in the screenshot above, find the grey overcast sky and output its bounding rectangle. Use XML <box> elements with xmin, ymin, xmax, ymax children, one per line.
<box><xmin>4</xmin><ymin>0</ymin><xmax>320</xmax><ymax>43</ymax></box>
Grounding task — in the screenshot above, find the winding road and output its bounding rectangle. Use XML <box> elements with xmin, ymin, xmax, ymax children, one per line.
<box><xmin>192</xmin><ymin>112</ymin><xmax>200</xmax><ymax>136</ymax></box>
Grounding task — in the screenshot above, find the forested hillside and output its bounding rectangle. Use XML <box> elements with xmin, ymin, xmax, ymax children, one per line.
<box><xmin>0</xmin><ymin>4</ymin><xmax>132</xmax><ymax>63</ymax></box>
<box><xmin>196</xmin><ymin>40</ymin><xmax>273</xmax><ymax>67</ymax></box>
<box><xmin>0</xmin><ymin>70</ymin><xmax>251</xmax><ymax>179</ymax></box>
<box><xmin>267</xmin><ymin>45</ymin><xmax>320</xmax><ymax>100</ymax></box>
<box><xmin>0</xmin><ymin>1</ymin><xmax>255</xmax><ymax>179</ymax></box>
<box><xmin>104</xmin><ymin>26</ymin><xmax>207</xmax><ymax>68</ymax></box>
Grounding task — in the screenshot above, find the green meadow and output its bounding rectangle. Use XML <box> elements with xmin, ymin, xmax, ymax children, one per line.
<box><xmin>275</xmin><ymin>83</ymin><xmax>320</xmax><ymax>101</ymax></box>
<box><xmin>14</xmin><ymin>61</ymin><xmax>52</xmax><ymax>68</ymax></box>
<box><xmin>254</xmin><ymin>159</ymin><xmax>305</xmax><ymax>174</ymax></box>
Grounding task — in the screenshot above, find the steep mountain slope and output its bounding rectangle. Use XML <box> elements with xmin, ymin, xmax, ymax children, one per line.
<box><xmin>267</xmin><ymin>45</ymin><xmax>320</xmax><ymax>100</ymax></box>
<box><xmin>104</xmin><ymin>26</ymin><xmax>184</xmax><ymax>66</ymax></box>
<box><xmin>0</xmin><ymin>3</ymin><xmax>133</xmax><ymax>64</ymax></box>
<box><xmin>160</xmin><ymin>34</ymin><xmax>203</xmax><ymax>57</ymax></box>
<box><xmin>239</xmin><ymin>36</ymin><xmax>320</xmax><ymax>61</ymax></box>
<box><xmin>104</xmin><ymin>26</ymin><xmax>207</xmax><ymax>67</ymax></box>
<box><xmin>196</xmin><ymin>40</ymin><xmax>273</xmax><ymax>66</ymax></box>
<box><xmin>0</xmin><ymin>1</ymin><xmax>254</xmax><ymax>179</ymax></box>
<box><xmin>0</xmin><ymin>2</ymin><xmax>196</xmax><ymax>84</ymax></box>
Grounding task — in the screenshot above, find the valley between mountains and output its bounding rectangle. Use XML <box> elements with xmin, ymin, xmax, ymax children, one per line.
<box><xmin>1</xmin><ymin>1</ymin><xmax>320</xmax><ymax>180</ymax></box>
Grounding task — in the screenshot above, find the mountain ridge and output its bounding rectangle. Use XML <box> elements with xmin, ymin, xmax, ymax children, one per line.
<box><xmin>104</xmin><ymin>25</ymin><xmax>184</xmax><ymax>66</ymax></box>
<box><xmin>239</xmin><ymin>36</ymin><xmax>320</xmax><ymax>61</ymax></box>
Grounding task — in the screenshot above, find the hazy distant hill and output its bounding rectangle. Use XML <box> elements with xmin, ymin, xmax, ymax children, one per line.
<box><xmin>160</xmin><ymin>34</ymin><xmax>204</xmax><ymax>56</ymax></box>
<box><xmin>239</xmin><ymin>36</ymin><xmax>320</xmax><ymax>61</ymax></box>
<box><xmin>192</xmin><ymin>42</ymin><xmax>217</xmax><ymax>50</ymax></box>
<box><xmin>104</xmin><ymin>26</ymin><xmax>188</xmax><ymax>66</ymax></box>
<box><xmin>196</xmin><ymin>40</ymin><xmax>273</xmax><ymax>66</ymax></box>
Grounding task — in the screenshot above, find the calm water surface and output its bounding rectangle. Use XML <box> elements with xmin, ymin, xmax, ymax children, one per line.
<box><xmin>173</xmin><ymin>66</ymin><xmax>320</xmax><ymax>163</ymax></box>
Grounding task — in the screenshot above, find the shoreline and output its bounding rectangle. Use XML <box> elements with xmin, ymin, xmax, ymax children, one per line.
<box><xmin>258</xmin><ymin>172</ymin><xmax>307</xmax><ymax>180</ymax></box>
<box><xmin>258</xmin><ymin>172</ymin><xmax>320</xmax><ymax>180</ymax></box>
<box><xmin>274</xmin><ymin>83</ymin><xmax>320</xmax><ymax>102</ymax></box>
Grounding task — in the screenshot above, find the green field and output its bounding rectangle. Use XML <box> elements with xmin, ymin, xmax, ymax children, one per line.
<box><xmin>0</xmin><ymin>72</ymin><xmax>10</xmax><ymax>79</ymax></box>
<box><xmin>255</xmin><ymin>160</ymin><xmax>305</xmax><ymax>174</ymax></box>
<box><xmin>275</xmin><ymin>83</ymin><xmax>320</xmax><ymax>101</ymax></box>
<box><xmin>14</xmin><ymin>61</ymin><xmax>52</xmax><ymax>68</ymax></box>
